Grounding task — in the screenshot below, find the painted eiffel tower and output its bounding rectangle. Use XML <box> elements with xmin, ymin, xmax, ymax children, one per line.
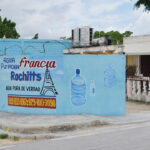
<box><xmin>40</xmin><ymin>67</ymin><xmax>58</xmax><ymax>96</ymax></box>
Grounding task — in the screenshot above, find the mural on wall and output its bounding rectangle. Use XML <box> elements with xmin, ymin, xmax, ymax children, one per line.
<box><xmin>90</xmin><ymin>80</ymin><xmax>96</xmax><ymax>96</ymax></box>
<box><xmin>40</xmin><ymin>67</ymin><xmax>58</xmax><ymax>96</ymax></box>
<box><xmin>71</xmin><ymin>69</ymin><xmax>86</xmax><ymax>106</ymax></box>
<box><xmin>1</xmin><ymin>56</ymin><xmax>62</xmax><ymax>109</ymax></box>
<box><xmin>104</xmin><ymin>65</ymin><xmax>117</xmax><ymax>88</ymax></box>
<box><xmin>0</xmin><ymin>39</ymin><xmax>70</xmax><ymax>56</ymax></box>
<box><xmin>0</xmin><ymin>52</ymin><xmax>125</xmax><ymax>115</ymax></box>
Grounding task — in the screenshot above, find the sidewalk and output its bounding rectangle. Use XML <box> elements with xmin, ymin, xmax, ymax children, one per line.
<box><xmin>0</xmin><ymin>101</ymin><xmax>150</xmax><ymax>139</ymax></box>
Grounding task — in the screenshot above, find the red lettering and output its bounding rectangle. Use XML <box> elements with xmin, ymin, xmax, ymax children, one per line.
<box><xmin>19</xmin><ymin>57</ymin><xmax>27</xmax><ymax>67</ymax></box>
<box><xmin>30</xmin><ymin>61</ymin><xmax>35</xmax><ymax>68</ymax></box>
<box><xmin>24</xmin><ymin>60</ymin><xmax>30</xmax><ymax>67</ymax></box>
<box><xmin>34</xmin><ymin>61</ymin><xmax>40</xmax><ymax>68</ymax></box>
<box><xmin>40</xmin><ymin>61</ymin><xmax>46</xmax><ymax>68</ymax></box>
<box><xmin>50</xmin><ymin>61</ymin><xmax>56</xmax><ymax>68</ymax></box>
<box><xmin>19</xmin><ymin>57</ymin><xmax>56</xmax><ymax>68</ymax></box>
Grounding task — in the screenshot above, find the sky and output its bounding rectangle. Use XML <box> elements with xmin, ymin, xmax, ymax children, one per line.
<box><xmin>0</xmin><ymin>0</ymin><xmax>150</xmax><ymax>39</ymax></box>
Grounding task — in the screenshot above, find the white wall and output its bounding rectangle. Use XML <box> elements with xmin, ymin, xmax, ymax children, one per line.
<box><xmin>124</xmin><ymin>35</ymin><xmax>150</xmax><ymax>55</ymax></box>
<box><xmin>64</xmin><ymin>45</ymin><xmax>123</xmax><ymax>54</ymax></box>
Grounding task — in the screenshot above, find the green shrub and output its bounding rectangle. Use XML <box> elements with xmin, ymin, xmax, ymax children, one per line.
<box><xmin>0</xmin><ymin>134</ymin><xmax>8</xmax><ymax>139</ymax></box>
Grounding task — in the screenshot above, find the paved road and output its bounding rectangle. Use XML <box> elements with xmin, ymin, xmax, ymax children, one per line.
<box><xmin>2</xmin><ymin>122</ymin><xmax>150</xmax><ymax>150</ymax></box>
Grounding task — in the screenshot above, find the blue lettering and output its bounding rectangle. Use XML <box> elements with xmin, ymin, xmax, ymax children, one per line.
<box><xmin>11</xmin><ymin>71</ymin><xmax>15</xmax><ymax>80</ymax></box>
<box><xmin>19</xmin><ymin>73</ymin><xmax>23</xmax><ymax>81</ymax></box>
<box><xmin>36</xmin><ymin>74</ymin><xmax>41</xmax><ymax>81</ymax></box>
<box><xmin>1</xmin><ymin>63</ymin><xmax>5</xmax><ymax>69</ymax></box>
<box><xmin>11</xmin><ymin>71</ymin><xmax>41</xmax><ymax>81</ymax></box>
<box><xmin>3</xmin><ymin>58</ymin><xmax>15</xmax><ymax>63</ymax></box>
<box><xmin>1</xmin><ymin>63</ymin><xmax>19</xmax><ymax>70</ymax></box>
<box><xmin>15</xmin><ymin>74</ymin><xmax>19</xmax><ymax>81</ymax></box>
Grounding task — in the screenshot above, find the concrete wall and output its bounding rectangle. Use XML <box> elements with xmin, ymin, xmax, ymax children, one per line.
<box><xmin>0</xmin><ymin>39</ymin><xmax>70</xmax><ymax>56</ymax></box>
<box><xmin>64</xmin><ymin>45</ymin><xmax>123</xmax><ymax>54</ymax></box>
<box><xmin>0</xmin><ymin>55</ymin><xmax>126</xmax><ymax>115</ymax></box>
<box><xmin>124</xmin><ymin>35</ymin><xmax>150</xmax><ymax>55</ymax></box>
<box><xmin>0</xmin><ymin>39</ymin><xmax>126</xmax><ymax>115</ymax></box>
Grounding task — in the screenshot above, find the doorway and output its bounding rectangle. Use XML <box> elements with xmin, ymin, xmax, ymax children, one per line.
<box><xmin>141</xmin><ymin>55</ymin><xmax>150</xmax><ymax>77</ymax></box>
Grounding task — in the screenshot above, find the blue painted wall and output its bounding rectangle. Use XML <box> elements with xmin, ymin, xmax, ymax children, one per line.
<box><xmin>0</xmin><ymin>39</ymin><xmax>71</xmax><ymax>56</ymax></box>
<box><xmin>0</xmin><ymin>39</ymin><xmax>125</xmax><ymax>115</ymax></box>
<box><xmin>0</xmin><ymin>54</ymin><xmax>125</xmax><ymax>115</ymax></box>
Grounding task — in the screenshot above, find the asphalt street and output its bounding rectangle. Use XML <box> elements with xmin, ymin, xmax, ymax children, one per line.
<box><xmin>1</xmin><ymin>122</ymin><xmax>150</xmax><ymax>150</ymax></box>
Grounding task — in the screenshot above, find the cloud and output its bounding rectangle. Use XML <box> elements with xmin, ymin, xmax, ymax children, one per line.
<box><xmin>56</xmin><ymin>70</ymin><xmax>64</xmax><ymax>75</ymax></box>
<box><xmin>133</xmin><ymin>12</ymin><xmax>150</xmax><ymax>35</ymax></box>
<box><xmin>88</xmin><ymin>0</ymin><xmax>127</xmax><ymax>15</ymax></box>
<box><xmin>2</xmin><ymin>76</ymin><xmax>9</xmax><ymax>81</ymax></box>
<box><xmin>0</xmin><ymin>0</ymin><xmax>150</xmax><ymax>39</ymax></box>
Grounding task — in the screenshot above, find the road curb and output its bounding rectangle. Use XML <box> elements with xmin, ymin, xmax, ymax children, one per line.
<box><xmin>0</xmin><ymin>119</ymin><xmax>109</xmax><ymax>137</ymax></box>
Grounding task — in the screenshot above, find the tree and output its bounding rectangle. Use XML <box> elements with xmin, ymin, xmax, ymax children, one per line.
<box><xmin>106</xmin><ymin>31</ymin><xmax>123</xmax><ymax>45</ymax></box>
<box><xmin>67</xmin><ymin>37</ymin><xmax>72</xmax><ymax>40</ymax></box>
<box><xmin>32</xmin><ymin>33</ymin><xmax>39</xmax><ymax>39</ymax></box>
<box><xmin>122</xmin><ymin>31</ymin><xmax>133</xmax><ymax>38</ymax></box>
<box><xmin>94</xmin><ymin>31</ymin><xmax>100</xmax><ymax>39</ymax></box>
<box><xmin>94</xmin><ymin>31</ymin><xmax>105</xmax><ymax>39</ymax></box>
<box><xmin>0</xmin><ymin>16</ymin><xmax>20</xmax><ymax>38</ymax></box>
<box><xmin>60</xmin><ymin>37</ymin><xmax>67</xmax><ymax>40</ymax></box>
<box><xmin>134</xmin><ymin>0</ymin><xmax>150</xmax><ymax>11</ymax></box>
<box><xmin>94</xmin><ymin>30</ymin><xmax>133</xmax><ymax>45</ymax></box>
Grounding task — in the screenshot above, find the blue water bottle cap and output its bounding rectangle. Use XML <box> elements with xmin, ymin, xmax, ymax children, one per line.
<box><xmin>76</xmin><ymin>69</ymin><xmax>80</xmax><ymax>75</ymax></box>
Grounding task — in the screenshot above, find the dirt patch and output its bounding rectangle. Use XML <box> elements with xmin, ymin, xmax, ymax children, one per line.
<box><xmin>126</xmin><ymin>101</ymin><xmax>150</xmax><ymax>113</ymax></box>
<box><xmin>0</xmin><ymin>138</ymin><xmax>32</xmax><ymax>146</ymax></box>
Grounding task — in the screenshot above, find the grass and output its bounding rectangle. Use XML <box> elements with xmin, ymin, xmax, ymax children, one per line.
<box><xmin>13</xmin><ymin>136</ymin><xmax>19</xmax><ymax>141</ymax></box>
<box><xmin>34</xmin><ymin>136</ymin><xmax>37</xmax><ymax>140</ymax></box>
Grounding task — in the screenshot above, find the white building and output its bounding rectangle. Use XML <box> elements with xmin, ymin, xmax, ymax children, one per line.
<box><xmin>124</xmin><ymin>35</ymin><xmax>150</xmax><ymax>102</ymax></box>
<box><xmin>72</xmin><ymin>26</ymin><xmax>93</xmax><ymax>47</ymax></box>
